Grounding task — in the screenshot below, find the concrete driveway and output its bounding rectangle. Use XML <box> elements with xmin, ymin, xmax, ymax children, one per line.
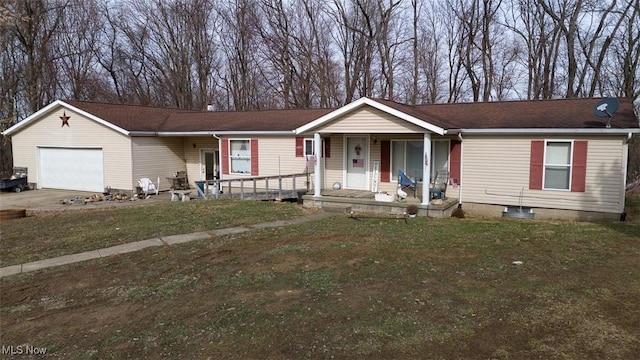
<box><xmin>0</xmin><ymin>189</ymin><xmax>172</xmax><ymax>212</ymax></box>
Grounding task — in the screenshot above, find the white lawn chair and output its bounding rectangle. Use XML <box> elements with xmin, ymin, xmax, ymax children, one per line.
<box><xmin>138</xmin><ymin>177</ymin><xmax>159</xmax><ymax>196</ymax></box>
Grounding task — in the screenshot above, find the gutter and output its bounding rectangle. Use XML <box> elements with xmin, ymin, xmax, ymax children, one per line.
<box><xmin>446</xmin><ymin>128</ymin><xmax>640</xmax><ymax>135</ymax></box>
<box><xmin>127</xmin><ymin>130</ymin><xmax>297</xmax><ymax>137</ymax></box>
<box><xmin>127</xmin><ymin>131</ymin><xmax>159</xmax><ymax>136</ymax></box>
<box><xmin>200</xmin><ymin>130</ymin><xmax>296</xmax><ymax>136</ymax></box>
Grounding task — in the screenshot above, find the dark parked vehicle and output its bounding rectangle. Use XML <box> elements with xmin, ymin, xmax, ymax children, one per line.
<box><xmin>0</xmin><ymin>167</ymin><xmax>29</xmax><ymax>193</ymax></box>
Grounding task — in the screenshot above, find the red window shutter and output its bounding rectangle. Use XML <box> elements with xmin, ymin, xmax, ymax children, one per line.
<box><xmin>324</xmin><ymin>137</ymin><xmax>330</xmax><ymax>158</ymax></box>
<box><xmin>381</xmin><ymin>140</ymin><xmax>390</xmax><ymax>182</ymax></box>
<box><xmin>221</xmin><ymin>138</ymin><xmax>229</xmax><ymax>175</ymax></box>
<box><xmin>450</xmin><ymin>140</ymin><xmax>461</xmax><ymax>184</ymax></box>
<box><xmin>529</xmin><ymin>140</ymin><xmax>544</xmax><ymax>190</ymax></box>
<box><xmin>571</xmin><ymin>141</ymin><xmax>587</xmax><ymax>192</ymax></box>
<box><xmin>295</xmin><ymin>137</ymin><xmax>304</xmax><ymax>157</ymax></box>
<box><xmin>251</xmin><ymin>139</ymin><xmax>259</xmax><ymax>176</ymax></box>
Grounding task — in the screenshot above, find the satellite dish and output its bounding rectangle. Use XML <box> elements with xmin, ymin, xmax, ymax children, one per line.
<box><xmin>593</xmin><ymin>98</ymin><xmax>619</xmax><ymax>128</ymax></box>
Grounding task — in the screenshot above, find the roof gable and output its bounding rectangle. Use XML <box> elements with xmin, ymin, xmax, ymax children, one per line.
<box><xmin>3</xmin><ymin>100</ymin><xmax>130</xmax><ymax>136</ymax></box>
<box><xmin>295</xmin><ymin>97</ymin><xmax>447</xmax><ymax>135</ymax></box>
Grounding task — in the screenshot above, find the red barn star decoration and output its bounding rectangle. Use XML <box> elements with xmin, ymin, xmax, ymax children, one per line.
<box><xmin>60</xmin><ymin>111</ymin><xmax>70</xmax><ymax>127</ymax></box>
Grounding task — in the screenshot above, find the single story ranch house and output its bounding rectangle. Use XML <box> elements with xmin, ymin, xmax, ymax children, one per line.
<box><xmin>3</xmin><ymin>97</ymin><xmax>639</xmax><ymax>220</ymax></box>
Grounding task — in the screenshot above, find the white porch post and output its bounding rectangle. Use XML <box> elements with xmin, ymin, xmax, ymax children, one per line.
<box><xmin>314</xmin><ymin>132</ymin><xmax>322</xmax><ymax>198</ymax></box>
<box><xmin>422</xmin><ymin>132</ymin><xmax>432</xmax><ymax>205</ymax></box>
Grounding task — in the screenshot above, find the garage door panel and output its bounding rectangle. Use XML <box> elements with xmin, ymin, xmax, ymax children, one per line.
<box><xmin>39</xmin><ymin>148</ymin><xmax>104</xmax><ymax>192</ymax></box>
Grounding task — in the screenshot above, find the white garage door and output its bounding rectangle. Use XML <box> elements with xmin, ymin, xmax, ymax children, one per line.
<box><xmin>39</xmin><ymin>148</ymin><xmax>104</xmax><ymax>192</ymax></box>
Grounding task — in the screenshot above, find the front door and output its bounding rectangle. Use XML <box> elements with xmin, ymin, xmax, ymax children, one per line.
<box><xmin>202</xmin><ymin>150</ymin><xmax>219</xmax><ymax>180</ymax></box>
<box><xmin>345</xmin><ymin>136</ymin><xmax>368</xmax><ymax>189</ymax></box>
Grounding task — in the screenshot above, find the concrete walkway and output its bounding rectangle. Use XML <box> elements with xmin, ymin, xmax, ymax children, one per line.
<box><xmin>0</xmin><ymin>211</ymin><xmax>334</xmax><ymax>278</ymax></box>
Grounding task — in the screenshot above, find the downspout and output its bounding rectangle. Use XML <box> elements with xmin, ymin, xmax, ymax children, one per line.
<box><xmin>458</xmin><ymin>132</ymin><xmax>464</xmax><ymax>205</ymax></box>
<box><xmin>621</xmin><ymin>132</ymin><xmax>632</xmax><ymax>217</ymax></box>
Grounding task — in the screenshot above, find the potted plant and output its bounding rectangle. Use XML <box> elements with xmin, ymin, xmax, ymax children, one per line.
<box><xmin>406</xmin><ymin>204</ymin><xmax>419</xmax><ymax>218</ymax></box>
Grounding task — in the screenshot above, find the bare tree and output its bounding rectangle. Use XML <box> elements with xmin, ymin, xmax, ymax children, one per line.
<box><xmin>9</xmin><ymin>0</ymin><xmax>68</xmax><ymax>113</ymax></box>
<box><xmin>218</xmin><ymin>0</ymin><xmax>266</xmax><ymax>110</ymax></box>
<box><xmin>0</xmin><ymin>0</ymin><xmax>637</xmax><ymax>118</ymax></box>
<box><xmin>56</xmin><ymin>0</ymin><xmax>112</xmax><ymax>101</ymax></box>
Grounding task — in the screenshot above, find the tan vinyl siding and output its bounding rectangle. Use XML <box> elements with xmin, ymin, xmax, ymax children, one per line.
<box><xmin>183</xmin><ymin>136</ymin><xmax>218</xmax><ymax>188</ymax></box>
<box><xmin>132</xmin><ymin>137</ymin><xmax>186</xmax><ymax>191</ymax></box>
<box><xmin>219</xmin><ymin>136</ymin><xmax>314</xmax><ymax>192</ymax></box>
<box><xmin>10</xmin><ymin>107</ymin><xmax>132</xmax><ymax>190</ymax></box>
<box><xmin>321</xmin><ymin>107</ymin><xmax>425</xmax><ymax>134</ymax></box>
<box><xmin>257</xmin><ymin>136</ymin><xmax>311</xmax><ymax>176</ymax></box>
<box><xmin>324</xmin><ymin>135</ymin><xmax>344</xmax><ymax>189</ymax></box>
<box><xmin>462</xmin><ymin>135</ymin><xmax>626</xmax><ymax>213</ymax></box>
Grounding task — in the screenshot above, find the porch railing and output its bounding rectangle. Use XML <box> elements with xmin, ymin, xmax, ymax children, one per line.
<box><xmin>196</xmin><ymin>172</ymin><xmax>311</xmax><ymax>201</ymax></box>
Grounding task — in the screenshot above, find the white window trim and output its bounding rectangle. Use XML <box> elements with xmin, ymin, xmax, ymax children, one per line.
<box><xmin>304</xmin><ymin>138</ymin><xmax>315</xmax><ymax>156</ymax></box>
<box><xmin>229</xmin><ymin>139</ymin><xmax>252</xmax><ymax>175</ymax></box>
<box><xmin>542</xmin><ymin>139</ymin><xmax>574</xmax><ymax>191</ymax></box>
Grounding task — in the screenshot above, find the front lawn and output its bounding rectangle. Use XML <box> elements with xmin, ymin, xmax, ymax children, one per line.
<box><xmin>1</xmin><ymin>198</ymin><xmax>638</xmax><ymax>359</ymax></box>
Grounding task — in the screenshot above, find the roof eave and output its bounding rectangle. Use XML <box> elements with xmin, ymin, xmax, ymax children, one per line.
<box><xmin>448</xmin><ymin>128</ymin><xmax>640</xmax><ymax>135</ymax></box>
<box><xmin>3</xmin><ymin>100</ymin><xmax>64</xmax><ymax>136</ymax></box>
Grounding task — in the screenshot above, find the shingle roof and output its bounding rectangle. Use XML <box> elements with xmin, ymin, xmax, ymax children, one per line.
<box><xmin>63</xmin><ymin>97</ymin><xmax>638</xmax><ymax>133</ymax></box>
<box><xmin>377</xmin><ymin>97</ymin><xmax>639</xmax><ymax>129</ymax></box>
<box><xmin>64</xmin><ymin>100</ymin><xmax>175</xmax><ymax>132</ymax></box>
<box><xmin>64</xmin><ymin>100</ymin><xmax>335</xmax><ymax>132</ymax></box>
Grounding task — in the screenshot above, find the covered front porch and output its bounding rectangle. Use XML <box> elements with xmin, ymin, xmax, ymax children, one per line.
<box><xmin>295</xmin><ymin>98</ymin><xmax>462</xmax><ymax>209</ymax></box>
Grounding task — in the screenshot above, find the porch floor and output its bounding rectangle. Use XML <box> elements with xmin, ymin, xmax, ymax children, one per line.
<box><xmin>304</xmin><ymin>189</ymin><xmax>458</xmax><ymax>218</ymax></box>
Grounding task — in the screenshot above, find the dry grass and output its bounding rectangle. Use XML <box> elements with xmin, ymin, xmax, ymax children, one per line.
<box><xmin>0</xmin><ymin>199</ymin><xmax>307</xmax><ymax>267</ymax></box>
<box><xmin>1</xmin><ymin>197</ymin><xmax>639</xmax><ymax>359</ymax></box>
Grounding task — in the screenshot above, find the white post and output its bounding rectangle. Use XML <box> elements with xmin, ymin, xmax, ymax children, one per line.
<box><xmin>314</xmin><ymin>132</ymin><xmax>322</xmax><ymax>198</ymax></box>
<box><xmin>422</xmin><ymin>132</ymin><xmax>432</xmax><ymax>205</ymax></box>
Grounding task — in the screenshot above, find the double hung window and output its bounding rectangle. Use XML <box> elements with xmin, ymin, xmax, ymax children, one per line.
<box><xmin>230</xmin><ymin>139</ymin><xmax>251</xmax><ymax>174</ymax></box>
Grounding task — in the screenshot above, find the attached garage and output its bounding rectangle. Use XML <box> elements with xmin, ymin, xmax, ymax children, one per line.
<box><xmin>38</xmin><ymin>147</ymin><xmax>104</xmax><ymax>192</ymax></box>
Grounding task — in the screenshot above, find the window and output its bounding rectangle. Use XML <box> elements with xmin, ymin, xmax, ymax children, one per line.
<box><xmin>431</xmin><ymin>140</ymin><xmax>450</xmax><ymax>181</ymax></box>
<box><xmin>391</xmin><ymin>141</ymin><xmax>423</xmax><ymax>181</ymax></box>
<box><xmin>544</xmin><ymin>141</ymin><xmax>571</xmax><ymax>190</ymax></box>
<box><xmin>230</xmin><ymin>139</ymin><xmax>251</xmax><ymax>174</ymax></box>
<box><xmin>304</xmin><ymin>139</ymin><xmax>314</xmax><ymax>156</ymax></box>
